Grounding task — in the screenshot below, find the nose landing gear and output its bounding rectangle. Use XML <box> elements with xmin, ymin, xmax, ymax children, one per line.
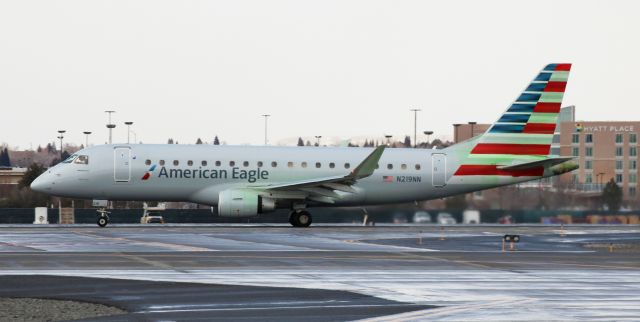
<box><xmin>96</xmin><ymin>208</ymin><xmax>110</xmax><ymax>228</ymax></box>
<box><xmin>289</xmin><ymin>210</ymin><xmax>312</xmax><ymax>227</ymax></box>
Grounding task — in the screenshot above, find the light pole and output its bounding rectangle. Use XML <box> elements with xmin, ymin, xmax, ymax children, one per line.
<box><xmin>468</xmin><ymin>121</ymin><xmax>477</xmax><ymax>138</ymax></box>
<box><xmin>315</xmin><ymin>135</ymin><xmax>322</xmax><ymax>146</ymax></box>
<box><xmin>410</xmin><ymin>108</ymin><xmax>421</xmax><ymax>148</ymax></box>
<box><xmin>453</xmin><ymin>124</ymin><xmax>461</xmax><ymax>143</ymax></box>
<box><xmin>83</xmin><ymin>131</ymin><xmax>92</xmax><ymax>147</ymax></box>
<box><xmin>423</xmin><ymin>131</ymin><xmax>433</xmax><ymax>147</ymax></box>
<box><xmin>124</xmin><ymin>121</ymin><xmax>133</xmax><ymax>144</ymax></box>
<box><xmin>384</xmin><ymin>134</ymin><xmax>393</xmax><ymax>147</ymax></box>
<box><xmin>105</xmin><ymin>110</ymin><xmax>116</xmax><ymax>144</ymax></box>
<box><xmin>261</xmin><ymin>114</ymin><xmax>270</xmax><ymax>145</ymax></box>
<box><xmin>57</xmin><ymin>130</ymin><xmax>66</xmax><ymax>160</ymax></box>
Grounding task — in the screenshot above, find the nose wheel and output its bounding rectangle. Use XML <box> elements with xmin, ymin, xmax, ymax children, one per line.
<box><xmin>96</xmin><ymin>209</ymin><xmax>110</xmax><ymax>228</ymax></box>
<box><xmin>289</xmin><ymin>210</ymin><xmax>312</xmax><ymax>227</ymax></box>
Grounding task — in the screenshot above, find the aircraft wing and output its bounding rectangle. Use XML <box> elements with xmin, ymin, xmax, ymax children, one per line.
<box><xmin>250</xmin><ymin>145</ymin><xmax>385</xmax><ymax>203</ymax></box>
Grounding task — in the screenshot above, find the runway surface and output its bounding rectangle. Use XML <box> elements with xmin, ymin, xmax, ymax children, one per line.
<box><xmin>0</xmin><ymin>224</ymin><xmax>638</xmax><ymax>321</ymax></box>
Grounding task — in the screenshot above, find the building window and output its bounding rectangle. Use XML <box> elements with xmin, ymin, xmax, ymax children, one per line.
<box><xmin>243</xmin><ymin>161</ymin><xmax>249</xmax><ymax>167</ymax></box>
<box><xmin>271</xmin><ymin>161</ymin><xmax>277</xmax><ymax>167</ymax></box>
<box><xmin>630</xmin><ymin>173</ymin><xmax>637</xmax><ymax>183</ymax></box>
<box><xmin>572</xmin><ymin>134</ymin><xmax>579</xmax><ymax>144</ymax></box>
<box><xmin>616</xmin><ymin>160</ymin><xmax>623</xmax><ymax>170</ymax></box>
<box><xmin>585</xmin><ymin>174</ymin><xmax>592</xmax><ymax>184</ymax></box>
<box><xmin>159</xmin><ymin>160</ymin><xmax>165</xmax><ymax>166</ymax></box>
<box><xmin>586</xmin><ymin>147</ymin><xmax>593</xmax><ymax>157</ymax></box>
<box><xmin>572</xmin><ymin>173</ymin><xmax>578</xmax><ymax>184</ymax></box>
<box><xmin>631</xmin><ymin>160</ymin><xmax>637</xmax><ymax>170</ymax></box>
<box><xmin>145</xmin><ymin>159</ymin><xmax>151</xmax><ymax>165</ymax></box>
<box><xmin>616</xmin><ymin>147</ymin><xmax>623</xmax><ymax>157</ymax></box>
<box><xmin>572</xmin><ymin>147</ymin><xmax>579</xmax><ymax>157</ymax></box>
<box><xmin>585</xmin><ymin>134</ymin><xmax>593</xmax><ymax>143</ymax></box>
<box><xmin>229</xmin><ymin>161</ymin><xmax>235</xmax><ymax>167</ymax></box>
<box><xmin>585</xmin><ymin>160</ymin><xmax>592</xmax><ymax>170</ymax></box>
<box><xmin>616</xmin><ymin>133</ymin><xmax>623</xmax><ymax>144</ymax></box>
<box><xmin>315</xmin><ymin>162</ymin><xmax>321</xmax><ymax>168</ymax></box>
<box><xmin>631</xmin><ymin>133</ymin><xmax>637</xmax><ymax>144</ymax></box>
<box><xmin>550</xmin><ymin>147</ymin><xmax>560</xmax><ymax>155</ymax></box>
<box><xmin>630</xmin><ymin>187</ymin><xmax>637</xmax><ymax>197</ymax></box>
<box><xmin>616</xmin><ymin>173</ymin><xmax>623</xmax><ymax>183</ymax></box>
<box><xmin>173</xmin><ymin>160</ymin><xmax>179</xmax><ymax>166</ymax></box>
<box><xmin>301</xmin><ymin>162</ymin><xmax>308</xmax><ymax>168</ymax></box>
<box><xmin>631</xmin><ymin>147</ymin><xmax>637</xmax><ymax>157</ymax></box>
<box><xmin>202</xmin><ymin>160</ymin><xmax>207</xmax><ymax>166</ymax></box>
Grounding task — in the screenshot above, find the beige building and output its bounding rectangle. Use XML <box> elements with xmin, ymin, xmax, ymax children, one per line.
<box><xmin>0</xmin><ymin>167</ymin><xmax>27</xmax><ymax>185</ymax></box>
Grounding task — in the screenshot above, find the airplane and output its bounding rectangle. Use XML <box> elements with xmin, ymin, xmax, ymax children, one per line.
<box><xmin>31</xmin><ymin>63</ymin><xmax>578</xmax><ymax>227</ymax></box>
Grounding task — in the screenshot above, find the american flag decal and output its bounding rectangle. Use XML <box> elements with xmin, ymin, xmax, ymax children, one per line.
<box><xmin>383</xmin><ymin>175</ymin><xmax>394</xmax><ymax>183</ymax></box>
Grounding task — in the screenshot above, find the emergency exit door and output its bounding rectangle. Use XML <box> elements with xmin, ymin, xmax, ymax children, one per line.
<box><xmin>432</xmin><ymin>153</ymin><xmax>447</xmax><ymax>187</ymax></box>
<box><xmin>114</xmin><ymin>147</ymin><xmax>131</xmax><ymax>182</ymax></box>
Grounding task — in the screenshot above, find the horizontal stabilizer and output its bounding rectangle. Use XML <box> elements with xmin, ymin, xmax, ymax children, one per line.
<box><xmin>498</xmin><ymin>157</ymin><xmax>574</xmax><ymax>170</ymax></box>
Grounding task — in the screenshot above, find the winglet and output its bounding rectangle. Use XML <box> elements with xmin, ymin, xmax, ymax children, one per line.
<box><xmin>348</xmin><ymin>146</ymin><xmax>386</xmax><ymax>180</ymax></box>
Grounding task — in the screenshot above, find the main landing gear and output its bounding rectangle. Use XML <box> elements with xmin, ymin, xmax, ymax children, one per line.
<box><xmin>96</xmin><ymin>208</ymin><xmax>110</xmax><ymax>228</ymax></box>
<box><xmin>289</xmin><ymin>210</ymin><xmax>312</xmax><ymax>228</ymax></box>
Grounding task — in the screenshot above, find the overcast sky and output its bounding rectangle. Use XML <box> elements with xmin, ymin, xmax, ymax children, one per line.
<box><xmin>1</xmin><ymin>0</ymin><xmax>639</xmax><ymax>149</ymax></box>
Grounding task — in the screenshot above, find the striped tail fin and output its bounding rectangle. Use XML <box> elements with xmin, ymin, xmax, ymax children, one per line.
<box><xmin>454</xmin><ymin>63</ymin><xmax>572</xmax><ymax>178</ymax></box>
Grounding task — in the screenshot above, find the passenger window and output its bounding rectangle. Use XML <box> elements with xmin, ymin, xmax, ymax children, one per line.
<box><xmin>401</xmin><ymin>164</ymin><xmax>407</xmax><ymax>170</ymax></box>
<box><xmin>257</xmin><ymin>161</ymin><xmax>263</xmax><ymax>167</ymax></box>
<box><xmin>74</xmin><ymin>155</ymin><xmax>89</xmax><ymax>165</ymax></box>
<box><xmin>145</xmin><ymin>159</ymin><xmax>151</xmax><ymax>166</ymax></box>
<box><xmin>188</xmin><ymin>160</ymin><xmax>193</xmax><ymax>166</ymax></box>
<box><xmin>159</xmin><ymin>160</ymin><xmax>165</xmax><ymax>166</ymax></box>
<box><xmin>329</xmin><ymin>162</ymin><xmax>335</xmax><ymax>168</ymax></box>
<box><xmin>288</xmin><ymin>162</ymin><xmax>294</xmax><ymax>168</ymax></box>
<box><xmin>271</xmin><ymin>161</ymin><xmax>278</xmax><ymax>167</ymax></box>
<box><xmin>301</xmin><ymin>162</ymin><xmax>307</xmax><ymax>168</ymax></box>
<box><xmin>387</xmin><ymin>164</ymin><xmax>393</xmax><ymax>170</ymax></box>
<box><xmin>344</xmin><ymin>163</ymin><xmax>350</xmax><ymax>169</ymax></box>
<box><xmin>243</xmin><ymin>161</ymin><xmax>249</xmax><ymax>167</ymax></box>
<box><xmin>215</xmin><ymin>161</ymin><xmax>221</xmax><ymax>166</ymax></box>
<box><xmin>173</xmin><ymin>160</ymin><xmax>179</xmax><ymax>166</ymax></box>
<box><xmin>229</xmin><ymin>161</ymin><xmax>235</xmax><ymax>167</ymax></box>
<box><xmin>415</xmin><ymin>164</ymin><xmax>421</xmax><ymax>170</ymax></box>
<box><xmin>315</xmin><ymin>162</ymin><xmax>321</xmax><ymax>168</ymax></box>
<box><xmin>202</xmin><ymin>161</ymin><xmax>207</xmax><ymax>166</ymax></box>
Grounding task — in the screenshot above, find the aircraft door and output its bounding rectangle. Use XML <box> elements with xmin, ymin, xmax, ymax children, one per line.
<box><xmin>114</xmin><ymin>147</ymin><xmax>131</xmax><ymax>182</ymax></box>
<box><xmin>432</xmin><ymin>153</ymin><xmax>447</xmax><ymax>187</ymax></box>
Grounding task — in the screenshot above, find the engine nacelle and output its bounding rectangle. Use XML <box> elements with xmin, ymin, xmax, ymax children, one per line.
<box><xmin>217</xmin><ymin>189</ymin><xmax>276</xmax><ymax>217</ymax></box>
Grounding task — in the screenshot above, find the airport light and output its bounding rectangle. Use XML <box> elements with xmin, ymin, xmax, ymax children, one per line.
<box><xmin>384</xmin><ymin>134</ymin><xmax>393</xmax><ymax>147</ymax></box>
<box><xmin>453</xmin><ymin>124</ymin><xmax>462</xmax><ymax>143</ymax></box>
<box><xmin>83</xmin><ymin>131</ymin><xmax>92</xmax><ymax>147</ymax></box>
<box><xmin>423</xmin><ymin>131</ymin><xmax>434</xmax><ymax>147</ymax></box>
<box><xmin>410</xmin><ymin>108</ymin><xmax>421</xmax><ymax>148</ymax></box>
<box><xmin>262</xmin><ymin>114</ymin><xmax>270</xmax><ymax>145</ymax></box>
<box><xmin>468</xmin><ymin>121</ymin><xmax>477</xmax><ymax>138</ymax></box>
<box><xmin>315</xmin><ymin>135</ymin><xmax>322</xmax><ymax>146</ymax></box>
<box><xmin>57</xmin><ymin>130</ymin><xmax>66</xmax><ymax>160</ymax></box>
<box><xmin>105</xmin><ymin>110</ymin><xmax>116</xmax><ymax>144</ymax></box>
<box><xmin>124</xmin><ymin>121</ymin><xmax>133</xmax><ymax>144</ymax></box>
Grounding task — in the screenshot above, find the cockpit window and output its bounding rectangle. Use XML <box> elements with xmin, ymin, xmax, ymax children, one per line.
<box><xmin>74</xmin><ymin>155</ymin><xmax>89</xmax><ymax>165</ymax></box>
<box><xmin>62</xmin><ymin>154</ymin><xmax>78</xmax><ymax>163</ymax></box>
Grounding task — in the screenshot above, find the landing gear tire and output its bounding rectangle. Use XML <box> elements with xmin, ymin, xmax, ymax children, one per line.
<box><xmin>289</xmin><ymin>210</ymin><xmax>312</xmax><ymax>228</ymax></box>
<box><xmin>97</xmin><ymin>215</ymin><xmax>109</xmax><ymax>228</ymax></box>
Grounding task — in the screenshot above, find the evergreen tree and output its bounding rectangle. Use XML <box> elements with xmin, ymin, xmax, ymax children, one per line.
<box><xmin>196</xmin><ymin>138</ymin><xmax>203</xmax><ymax>144</ymax></box>
<box><xmin>0</xmin><ymin>148</ymin><xmax>11</xmax><ymax>167</ymax></box>
<box><xmin>306</xmin><ymin>140</ymin><xmax>311</xmax><ymax>146</ymax></box>
<box><xmin>403</xmin><ymin>136</ymin><xmax>411</xmax><ymax>147</ymax></box>
<box><xmin>602</xmin><ymin>179</ymin><xmax>623</xmax><ymax>211</ymax></box>
<box><xmin>213</xmin><ymin>136</ymin><xmax>220</xmax><ymax>145</ymax></box>
<box><xmin>167</xmin><ymin>138</ymin><xmax>174</xmax><ymax>144</ymax></box>
<box><xmin>37</xmin><ymin>145</ymin><xmax>43</xmax><ymax>153</ymax></box>
<box><xmin>19</xmin><ymin>163</ymin><xmax>46</xmax><ymax>189</ymax></box>
<box><xmin>297</xmin><ymin>137</ymin><xmax>304</xmax><ymax>146</ymax></box>
<box><xmin>46</xmin><ymin>143</ymin><xmax>54</xmax><ymax>154</ymax></box>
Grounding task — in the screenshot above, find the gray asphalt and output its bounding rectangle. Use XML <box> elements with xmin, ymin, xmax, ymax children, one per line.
<box><xmin>0</xmin><ymin>224</ymin><xmax>639</xmax><ymax>321</ymax></box>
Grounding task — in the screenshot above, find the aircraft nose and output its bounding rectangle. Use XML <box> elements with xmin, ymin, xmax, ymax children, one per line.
<box><xmin>30</xmin><ymin>173</ymin><xmax>51</xmax><ymax>193</ymax></box>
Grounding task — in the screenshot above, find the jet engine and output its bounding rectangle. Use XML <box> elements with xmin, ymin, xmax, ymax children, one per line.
<box><xmin>217</xmin><ymin>189</ymin><xmax>276</xmax><ymax>217</ymax></box>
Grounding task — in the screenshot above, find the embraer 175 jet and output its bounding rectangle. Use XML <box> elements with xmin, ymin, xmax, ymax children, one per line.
<box><xmin>31</xmin><ymin>64</ymin><xmax>578</xmax><ymax>227</ymax></box>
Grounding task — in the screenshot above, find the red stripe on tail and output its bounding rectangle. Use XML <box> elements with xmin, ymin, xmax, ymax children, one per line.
<box><xmin>454</xmin><ymin>165</ymin><xmax>544</xmax><ymax>177</ymax></box>
<box><xmin>533</xmin><ymin>102</ymin><xmax>561</xmax><ymax>113</ymax></box>
<box><xmin>471</xmin><ymin>143</ymin><xmax>551</xmax><ymax>155</ymax></box>
<box><xmin>554</xmin><ymin>64</ymin><xmax>572</xmax><ymax>71</ymax></box>
<box><xmin>523</xmin><ymin>123</ymin><xmax>556</xmax><ymax>134</ymax></box>
<box><xmin>543</xmin><ymin>81</ymin><xmax>567</xmax><ymax>92</ymax></box>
